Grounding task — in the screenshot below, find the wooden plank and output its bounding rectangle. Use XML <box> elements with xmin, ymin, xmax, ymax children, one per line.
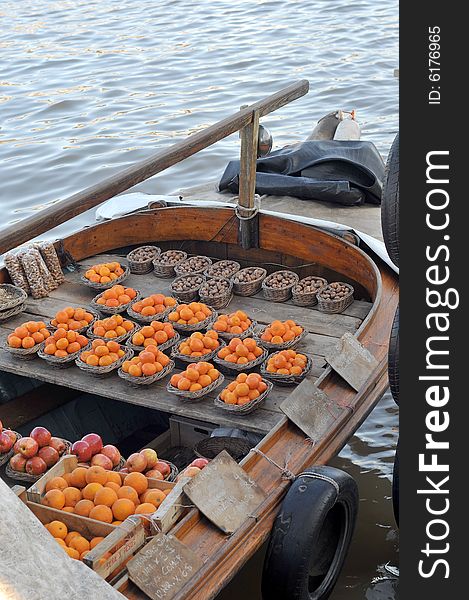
<box><xmin>153</xmin><ymin>476</ymin><xmax>191</xmax><ymax>534</ymax></box>
<box><xmin>238</xmin><ymin>108</ymin><xmax>259</xmax><ymax>215</ymax></box>
<box><xmin>324</xmin><ymin>332</ymin><xmax>379</xmax><ymax>391</ymax></box>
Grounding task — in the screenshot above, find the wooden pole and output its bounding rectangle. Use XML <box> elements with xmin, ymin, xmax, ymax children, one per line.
<box><xmin>238</xmin><ymin>108</ymin><xmax>260</xmax><ymax>248</ymax></box>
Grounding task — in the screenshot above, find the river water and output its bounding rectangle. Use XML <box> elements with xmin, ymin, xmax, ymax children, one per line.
<box><xmin>0</xmin><ymin>0</ymin><xmax>398</xmax><ymax>597</ymax></box>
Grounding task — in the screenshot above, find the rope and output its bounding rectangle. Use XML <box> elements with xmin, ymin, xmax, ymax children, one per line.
<box><xmin>251</xmin><ymin>448</ymin><xmax>296</xmax><ymax>480</ymax></box>
<box><xmin>296</xmin><ymin>472</ymin><xmax>340</xmax><ymax>496</ymax></box>
<box><xmin>235</xmin><ymin>195</ymin><xmax>261</xmax><ymax>220</ymax></box>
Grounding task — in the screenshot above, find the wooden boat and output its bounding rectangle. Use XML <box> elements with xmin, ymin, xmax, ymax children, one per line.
<box><xmin>0</xmin><ymin>80</ymin><xmax>398</xmax><ymax>600</ymax></box>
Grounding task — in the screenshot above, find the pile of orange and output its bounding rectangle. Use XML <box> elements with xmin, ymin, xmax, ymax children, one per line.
<box><xmin>50</xmin><ymin>307</ymin><xmax>95</xmax><ymax>331</ymax></box>
<box><xmin>84</xmin><ymin>262</ymin><xmax>125</xmax><ymax>284</ymax></box>
<box><xmin>131</xmin><ymin>294</ymin><xmax>177</xmax><ymax>317</ymax></box>
<box><xmin>92</xmin><ymin>315</ymin><xmax>134</xmax><ymax>339</ymax></box>
<box><xmin>170</xmin><ymin>362</ymin><xmax>220</xmax><ymax>392</ymax></box>
<box><xmin>45</xmin><ymin>519</ymin><xmax>107</xmax><ymax>561</ymax></box>
<box><xmin>44</xmin><ymin>329</ymin><xmax>89</xmax><ymax>358</ymax></box>
<box><xmin>7</xmin><ymin>321</ymin><xmax>51</xmax><ymax>349</ymax></box>
<box><xmin>131</xmin><ymin>321</ymin><xmax>176</xmax><ymax>348</ymax></box>
<box><xmin>168</xmin><ymin>302</ymin><xmax>212</xmax><ymax>326</ymax></box>
<box><xmin>219</xmin><ymin>373</ymin><xmax>268</xmax><ymax>406</ymax></box>
<box><xmin>42</xmin><ymin>466</ymin><xmax>170</xmax><ymax>525</ymax></box>
<box><xmin>80</xmin><ymin>340</ymin><xmax>126</xmax><ymax>367</ymax></box>
<box><xmin>213</xmin><ymin>310</ymin><xmax>252</xmax><ymax>335</ymax></box>
<box><xmin>265</xmin><ymin>350</ymin><xmax>308</xmax><ymax>375</ymax></box>
<box><xmin>216</xmin><ymin>337</ymin><xmax>264</xmax><ymax>365</ymax></box>
<box><xmin>177</xmin><ymin>330</ymin><xmax>220</xmax><ymax>357</ymax></box>
<box><xmin>260</xmin><ymin>320</ymin><xmax>303</xmax><ymax>344</ymax></box>
<box><xmin>122</xmin><ymin>345</ymin><xmax>171</xmax><ymax>377</ymax></box>
<box><xmin>95</xmin><ymin>285</ymin><xmax>137</xmax><ymax>308</ymax></box>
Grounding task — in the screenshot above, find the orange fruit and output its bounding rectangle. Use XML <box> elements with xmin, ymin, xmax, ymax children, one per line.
<box><xmin>117</xmin><ymin>485</ymin><xmax>139</xmax><ymax>505</ymax></box>
<box><xmin>106</xmin><ymin>471</ymin><xmax>122</xmax><ymax>486</ymax></box>
<box><xmin>65</xmin><ymin>547</ymin><xmax>80</xmax><ymax>559</ymax></box>
<box><xmin>112</xmin><ymin>498</ymin><xmax>135</xmax><ymax>521</ymax></box>
<box><xmin>65</xmin><ymin>531</ymin><xmax>81</xmax><ymax>545</ymax></box>
<box><xmin>70</xmin><ymin>536</ymin><xmax>90</xmax><ymax>554</ymax></box>
<box><xmin>74</xmin><ymin>499</ymin><xmax>95</xmax><ymax>517</ymax></box>
<box><xmin>89</xmin><ymin>505</ymin><xmax>113</xmax><ymax>523</ymax></box>
<box><xmin>47</xmin><ymin>520</ymin><xmax>68</xmax><ymax>539</ymax></box>
<box><xmin>63</xmin><ymin>487</ymin><xmax>82</xmax><ymax>507</ymax></box>
<box><xmin>43</xmin><ymin>489</ymin><xmax>66</xmax><ymax>509</ymax></box>
<box><xmin>70</xmin><ymin>467</ymin><xmax>88</xmax><ymax>489</ymax></box>
<box><xmin>82</xmin><ymin>482</ymin><xmax>103</xmax><ymax>501</ymax></box>
<box><xmin>45</xmin><ymin>476</ymin><xmax>68</xmax><ymax>492</ymax></box>
<box><xmin>94</xmin><ymin>487</ymin><xmax>118</xmax><ymax>508</ymax></box>
<box><xmin>142</xmin><ymin>489</ymin><xmax>166</xmax><ymax>508</ymax></box>
<box><xmin>90</xmin><ymin>536</ymin><xmax>105</xmax><ymax>550</ymax></box>
<box><xmin>85</xmin><ymin>466</ymin><xmax>108</xmax><ymax>485</ymax></box>
<box><xmin>135</xmin><ymin>503</ymin><xmax>156</xmax><ymax>516</ymax></box>
<box><xmin>105</xmin><ymin>481</ymin><xmax>121</xmax><ymax>494</ymax></box>
<box><xmin>124</xmin><ymin>472</ymin><xmax>148</xmax><ymax>495</ymax></box>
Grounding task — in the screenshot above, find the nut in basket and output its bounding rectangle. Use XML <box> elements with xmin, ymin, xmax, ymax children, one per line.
<box><xmin>262</xmin><ymin>270</ymin><xmax>299</xmax><ymax>302</ymax></box>
<box><xmin>317</xmin><ymin>282</ymin><xmax>354</xmax><ymax>314</ymax></box>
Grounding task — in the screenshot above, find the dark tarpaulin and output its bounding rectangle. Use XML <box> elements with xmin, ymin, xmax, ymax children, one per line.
<box><xmin>219</xmin><ymin>140</ymin><xmax>385</xmax><ymax>206</ymax></box>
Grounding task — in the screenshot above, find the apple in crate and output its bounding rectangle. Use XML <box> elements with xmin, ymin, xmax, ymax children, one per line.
<box><xmin>0</xmin><ymin>431</ymin><xmax>15</xmax><ymax>454</ymax></box>
<box><xmin>126</xmin><ymin>452</ymin><xmax>147</xmax><ymax>473</ymax></box>
<box><xmin>38</xmin><ymin>446</ymin><xmax>59</xmax><ymax>468</ymax></box>
<box><xmin>81</xmin><ymin>433</ymin><xmax>103</xmax><ymax>455</ymax></box>
<box><xmin>140</xmin><ymin>448</ymin><xmax>158</xmax><ymax>470</ymax></box>
<box><xmin>49</xmin><ymin>437</ymin><xmax>66</xmax><ymax>455</ymax></box>
<box><xmin>153</xmin><ymin>461</ymin><xmax>171</xmax><ymax>478</ymax></box>
<box><xmin>0</xmin><ymin>419</ymin><xmax>2</xmax><ymax>433</ymax></box>
<box><xmin>145</xmin><ymin>469</ymin><xmax>164</xmax><ymax>480</ymax></box>
<box><xmin>30</xmin><ymin>426</ymin><xmax>51</xmax><ymax>448</ymax></box>
<box><xmin>190</xmin><ymin>458</ymin><xmax>209</xmax><ymax>470</ymax></box>
<box><xmin>101</xmin><ymin>444</ymin><xmax>121</xmax><ymax>467</ymax></box>
<box><xmin>25</xmin><ymin>456</ymin><xmax>47</xmax><ymax>476</ymax></box>
<box><xmin>71</xmin><ymin>440</ymin><xmax>93</xmax><ymax>462</ymax></box>
<box><xmin>91</xmin><ymin>453</ymin><xmax>113</xmax><ymax>470</ymax></box>
<box><xmin>10</xmin><ymin>454</ymin><xmax>27</xmax><ymax>472</ymax></box>
<box><xmin>14</xmin><ymin>437</ymin><xmax>39</xmax><ymax>458</ymax></box>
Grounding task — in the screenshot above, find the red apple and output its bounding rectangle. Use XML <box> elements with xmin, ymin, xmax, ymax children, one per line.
<box><xmin>140</xmin><ymin>448</ymin><xmax>158</xmax><ymax>469</ymax></box>
<box><xmin>49</xmin><ymin>437</ymin><xmax>66</xmax><ymax>455</ymax></box>
<box><xmin>119</xmin><ymin>467</ymin><xmax>129</xmax><ymax>474</ymax></box>
<box><xmin>81</xmin><ymin>433</ymin><xmax>103</xmax><ymax>455</ymax></box>
<box><xmin>0</xmin><ymin>419</ymin><xmax>2</xmax><ymax>434</ymax></box>
<box><xmin>145</xmin><ymin>469</ymin><xmax>164</xmax><ymax>481</ymax></box>
<box><xmin>126</xmin><ymin>452</ymin><xmax>147</xmax><ymax>473</ymax></box>
<box><xmin>4</xmin><ymin>430</ymin><xmax>17</xmax><ymax>444</ymax></box>
<box><xmin>71</xmin><ymin>440</ymin><xmax>92</xmax><ymax>462</ymax></box>
<box><xmin>15</xmin><ymin>437</ymin><xmax>39</xmax><ymax>458</ymax></box>
<box><xmin>91</xmin><ymin>453</ymin><xmax>113</xmax><ymax>470</ymax></box>
<box><xmin>153</xmin><ymin>461</ymin><xmax>171</xmax><ymax>478</ymax></box>
<box><xmin>10</xmin><ymin>454</ymin><xmax>27</xmax><ymax>472</ymax></box>
<box><xmin>101</xmin><ymin>444</ymin><xmax>121</xmax><ymax>467</ymax></box>
<box><xmin>30</xmin><ymin>426</ymin><xmax>51</xmax><ymax>448</ymax></box>
<box><xmin>190</xmin><ymin>458</ymin><xmax>209</xmax><ymax>470</ymax></box>
<box><xmin>38</xmin><ymin>446</ymin><xmax>59</xmax><ymax>468</ymax></box>
<box><xmin>182</xmin><ymin>466</ymin><xmax>201</xmax><ymax>478</ymax></box>
<box><xmin>25</xmin><ymin>456</ymin><xmax>47</xmax><ymax>476</ymax></box>
<box><xmin>0</xmin><ymin>431</ymin><xmax>15</xmax><ymax>454</ymax></box>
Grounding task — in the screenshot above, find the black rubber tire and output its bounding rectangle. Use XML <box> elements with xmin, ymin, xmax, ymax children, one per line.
<box><xmin>262</xmin><ymin>466</ymin><xmax>358</xmax><ymax>600</ymax></box>
<box><xmin>388</xmin><ymin>305</ymin><xmax>399</xmax><ymax>405</ymax></box>
<box><xmin>381</xmin><ymin>133</ymin><xmax>399</xmax><ymax>267</ymax></box>
<box><xmin>392</xmin><ymin>444</ymin><xmax>399</xmax><ymax>527</ymax></box>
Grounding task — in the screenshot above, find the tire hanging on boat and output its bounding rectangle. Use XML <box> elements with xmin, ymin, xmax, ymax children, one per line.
<box><xmin>381</xmin><ymin>133</ymin><xmax>399</xmax><ymax>267</ymax></box>
<box><xmin>262</xmin><ymin>465</ymin><xmax>358</xmax><ymax>600</ymax></box>
<box><xmin>392</xmin><ymin>443</ymin><xmax>399</xmax><ymax>527</ymax></box>
<box><xmin>388</xmin><ymin>305</ymin><xmax>399</xmax><ymax>405</ymax></box>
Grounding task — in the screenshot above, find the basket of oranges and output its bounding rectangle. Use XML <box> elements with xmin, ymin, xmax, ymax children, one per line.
<box><xmin>81</xmin><ymin>261</ymin><xmax>129</xmax><ymax>290</ymax></box>
<box><xmin>49</xmin><ymin>306</ymin><xmax>98</xmax><ymax>335</ymax></box>
<box><xmin>167</xmin><ymin>362</ymin><xmax>224</xmax><ymax>401</ymax></box>
<box><xmin>214</xmin><ymin>373</ymin><xmax>273</xmax><ymax>415</ymax></box>
<box><xmin>126</xmin><ymin>321</ymin><xmax>180</xmax><ymax>353</ymax></box>
<box><xmin>256</xmin><ymin>319</ymin><xmax>307</xmax><ymax>351</ymax></box>
<box><xmin>212</xmin><ymin>310</ymin><xmax>256</xmax><ymax>340</ymax></box>
<box><xmin>5</xmin><ymin>321</ymin><xmax>53</xmax><ymax>359</ymax></box>
<box><xmin>168</xmin><ymin>302</ymin><xmax>216</xmax><ymax>333</ymax></box>
<box><xmin>91</xmin><ymin>285</ymin><xmax>139</xmax><ymax>315</ymax></box>
<box><xmin>76</xmin><ymin>340</ymin><xmax>131</xmax><ymax>377</ymax></box>
<box><xmin>38</xmin><ymin>328</ymin><xmax>91</xmax><ymax>368</ymax></box>
<box><xmin>118</xmin><ymin>345</ymin><xmax>174</xmax><ymax>386</ymax></box>
<box><xmin>214</xmin><ymin>337</ymin><xmax>267</xmax><ymax>372</ymax></box>
<box><xmin>261</xmin><ymin>349</ymin><xmax>312</xmax><ymax>385</ymax></box>
<box><xmin>87</xmin><ymin>315</ymin><xmax>136</xmax><ymax>343</ymax></box>
<box><xmin>171</xmin><ymin>330</ymin><xmax>222</xmax><ymax>364</ymax></box>
<box><xmin>127</xmin><ymin>294</ymin><xmax>177</xmax><ymax>324</ymax></box>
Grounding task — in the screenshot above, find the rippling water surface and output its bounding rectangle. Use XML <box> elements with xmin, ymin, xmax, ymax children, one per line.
<box><xmin>0</xmin><ymin>0</ymin><xmax>398</xmax><ymax>597</ymax></box>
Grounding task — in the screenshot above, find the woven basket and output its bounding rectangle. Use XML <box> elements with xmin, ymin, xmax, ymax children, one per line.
<box><xmin>205</xmin><ymin>260</ymin><xmax>241</xmax><ymax>279</ymax></box>
<box><xmin>118</xmin><ymin>359</ymin><xmax>175</xmax><ymax>387</ymax></box>
<box><xmin>171</xmin><ymin>341</ymin><xmax>225</xmax><ymax>364</ymax></box>
<box><xmin>127</xmin><ymin>302</ymin><xmax>172</xmax><ymax>324</ymax></box>
<box><xmin>255</xmin><ymin>325</ymin><xmax>307</xmax><ymax>351</ymax></box>
<box><xmin>232</xmin><ymin>267</ymin><xmax>267</xmax><ymax>296</ymax></box>
<box><xmin>152</xmin><ymin>251</ymin><xmax>187</xmax><ymax>278</ymax></box>
<box><xmin>171</xmin><ymin>311</ymin><xmax>217</xmax><ymax>334</ymax></box>
<box><xmin>37</xmin><ymin>341</ymin><xmax>92</xmax><ymax>369</ymax></box>
<box><xmin>317</xmin><ymin>283</ymin><xmax>354</xmax><ymax>314</ymax></box>
<box><xmin>0</xmin><ymin>302</ymin><xmax>25</xmax><ymax>322</ymax></box>
<box><xmin>0</xmin><ymin>284</ymin><xmax>27</xmax><ymax>311</ymax></box>
<box><xmin>170</xmin><ymin>274</ymin><xmax>206</xmax><ymax>303</ymax></box>
<box><xmin>174</xmin><ymin>255</ymin><xmax>212</xmax><ymax>277</ymax></box>
<box><xmin>214</xmin><ymin>379</ymin><xmax>273</xmax><ymax>415</ymax></box>
<box><xmin>48</xmin><ymin>308</ymin><xmax>99</xmax><ymax>335</ymax></box>
<box><xmin>214</xmin><ymin>320</ymin><xmax>257</xmax><ymax>341</ymax></box>
<box><xmin>75</xmin><ymin>347</ymin><xmax>133</xmax><ymax>378</ymax></box>
<box><xmin>126</xmin><ymin>331</ymin><xmax>180</xmax><ymax>354</ymax></box>
<box><xmin>262</xmin><ymin>271</ymin><xmax>299</xmax><ymax>302</ymax></box>
<box><xmin>4</xmin><ymin>340</ymin><xmax>45</xmax><ymax>360</ymax></box>
<box><xmin>91</xmin><ymin>290</ymin><xmax>141</xmax><ymax>315</ymax></box>
<box><xmin>80</xmin><ymin>265</ymin><xmax>130</xmax><ymax>291</ymax></box>
<box><xmin>152</xmin><ymin>460</ymin><xmax>178</xmax><ymax>482</ymax></box>
<box><xmin>261</xmin><ymin>353</ymin><xmax>313</xmax><ymax>385</ymax></box>
<box><xmin>214</xmin><ymin>348</ymin><xmax>268</xmax><ymax>373</ymax></box>
<box><xmin>166</xmin><ymin>373</ymin><xmax>224</xmax><ymax>402</ymax></box>
<box><xmin>5</xmin><ymin>438</ymin><xmax>72</xmax><ymax>482</ymax></box>
<box><xmin>199</xmin><ymin>278</ymin><xmax>233</xmax><ymax>310</ymax></box>
<box><xmin>292</xmin><ymin>276</ymin><xmax>328</xmax><ymax>307</ymax></box>
<box><xmin>127</xmin><ymin>246</ymin><xmax>161</xmax><ymax>274</ymax></box>
<box><xmin>193</xmin><ymin>436</ymin><xmax>252</xmax><ymax>462</ymax></box>
<box><xmin>87</xmin><ymin>321</ymin><xmax>137</xmax><ymax>344</ymax></box>
<box><xmin>0</xmin><ymin>431</ymin><xmax>21</xmax><ymax>467</ymax></box>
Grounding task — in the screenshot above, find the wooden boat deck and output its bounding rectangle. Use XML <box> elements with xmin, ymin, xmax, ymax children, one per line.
<box><xmin>0</xmin><ymin>252</ymin><xmax>371</xmax><ymax>435</ymax></box>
